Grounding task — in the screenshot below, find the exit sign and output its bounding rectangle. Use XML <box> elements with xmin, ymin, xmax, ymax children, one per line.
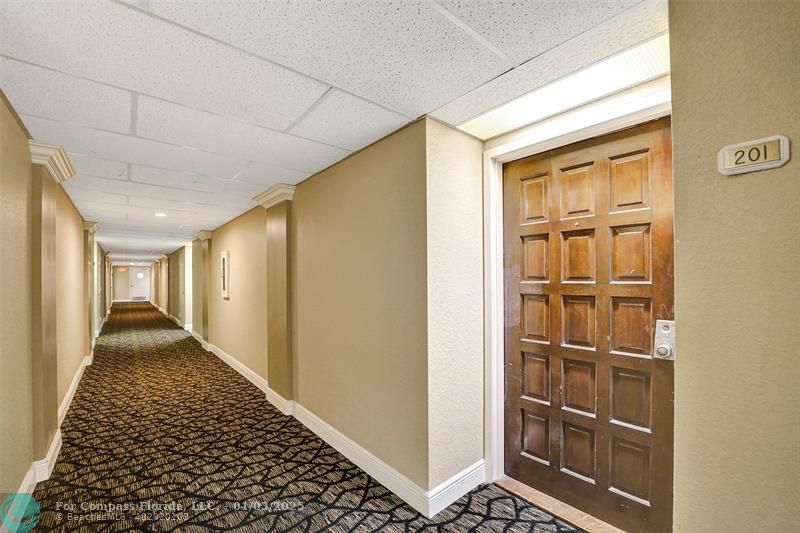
<box><xmin>718</xmin><ymin>135</ymin><xmax>790</xmax><ymax>176</ymax></box>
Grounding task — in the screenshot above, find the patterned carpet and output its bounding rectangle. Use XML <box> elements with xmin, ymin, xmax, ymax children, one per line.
<box><xmin>33</xmin><ymin>302</ymin><xmax>582</xmax><ymax>532</ymax></box>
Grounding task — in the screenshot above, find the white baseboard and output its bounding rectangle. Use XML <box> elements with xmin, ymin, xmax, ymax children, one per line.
<box><xmin>293</xmin><ymin>404</ymin><xmax>484</xmax><ymax>517</ymax></box>
<box><xmin>292</xmin><ymin>403</ymin><xmax>428</xmax><ymax>514</ymax></box>
<box><xmin>265</xmin><ymin>387</ymin><xmax>295</xmax><ymax>416</ymax></box>
<box><xmin>16</xmin><ymin>465</ymin><xmax>36</xmax><ymax>494</ymax></box>
<box><xmin>191</xmin><ymin>330</ymin><xmax>210</xmax><ymax>351</ymax></box>
<box><xmin>427</xmin><ymin>460</ymin><xmax>486</xmax><ymax>516</ymax></box>
<box><xmin>31</xmin><ymin>429</ymin><xmax>62</xmax><ymax>483</ymax></box>
<box><xmin>183</xmin><ymin>323</ymin><xmax>193</xmax><ymax>332</ymax></box>
<box><xmin>209</xmin><ymin>343</ymin><xmax>269</xmax><ymax>394</ymax></box>
<box><xmin>58</xmin><ymin>355</ymin><xmax>93</xmax><ymax>426</ymax></box>
<box><xmin>206</xmin><ymin>342</ymin><xmax>479</xmax><ymax>516</ymax></box>
<box><xmin>208</xmin><ymin>343</ymin><xmax>294</xmax><ymax>414</ymax></box>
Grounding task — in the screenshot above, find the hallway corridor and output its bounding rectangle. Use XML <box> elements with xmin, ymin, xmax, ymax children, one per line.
<box><xmin>32</xmin><ymin>303</ymin><xmax>579</xmax><ymax>532</ymax></box>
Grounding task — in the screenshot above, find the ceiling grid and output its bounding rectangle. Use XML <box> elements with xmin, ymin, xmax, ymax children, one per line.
<box><xmin>0</xmin><ymin>0</ymin><xmax>666</xmax><ymax>263</ymax></box>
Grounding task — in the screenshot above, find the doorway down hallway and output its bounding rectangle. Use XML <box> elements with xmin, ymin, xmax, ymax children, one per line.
<box><xmin>33</xmin><ymin>303</ymin><xmax>581</xmax><ymax>532</ymax></box>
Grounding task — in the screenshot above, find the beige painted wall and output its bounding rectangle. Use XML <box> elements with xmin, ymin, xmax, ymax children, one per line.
<box><xmin>113</xmin><ymin>266</ymin><xmax>130</xmax><ymax>301</ymax></box>
<box><xmin>209</xmin><ymin>208</ymin><xmax>268</xmax><ymax>379</ymax></box>
<box><xmin>55</xmin><ymin>185</ymin><xmax>87</xmax><ymax>405</ymax></box>
<box><xmin>291</xmin><ymin>120</ymin><xmax>430</xmax><ymax>487</ymax></box>
<box><xmin>424</xmin><ymin>119</ymin><xmax>484</xmax><ymax>487</ymax></box>
<box><xmin>192</xmin><ymin>239</ymin><xmax>205</xmax><ymax>337</ymax></box>
<box><xmin>0</xmin><ymin>95</ymin><xmax>34</xmax><ymax>492</ymax></box>
<box><xmin>156</xmin><ymin>258</ymin><xmax>169</xmax><ymax>311</ymax></box>
<box><xmin>168</xmin><ymin>247</ymin><xmax>184</xmax><ymax>322</ymax></box>
<box><xmin>670</xmin><ymin>1</ymin><xmax>799</xmax><ymax>531</ymax></box>
<box><xmin>30</xmin><ymin>164</ymin><xmax>58</xmax><ymax>460</ymax></box>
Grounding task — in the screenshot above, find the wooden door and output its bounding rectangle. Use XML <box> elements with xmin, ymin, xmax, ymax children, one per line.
<box><xmin>503</xmin><ymin>118</ymin><xmax>674</xmax><ymax>532</ymax></box>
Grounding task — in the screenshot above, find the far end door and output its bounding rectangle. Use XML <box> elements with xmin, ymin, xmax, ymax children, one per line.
<box><xmin>503</xmin><ymin>118</ymin><xmax>674</xmax><ymax>532</ymax></box>
<box><xmin>129</xmin><ymin>267</ymin><xmax>150</xmax><ymax>301</ymax></box>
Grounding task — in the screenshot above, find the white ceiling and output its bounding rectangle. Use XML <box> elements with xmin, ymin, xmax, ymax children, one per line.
<box><xmin>0</xmin><ymin>0</ymin><xmax>666</xmax><ymax>262</ymax></box>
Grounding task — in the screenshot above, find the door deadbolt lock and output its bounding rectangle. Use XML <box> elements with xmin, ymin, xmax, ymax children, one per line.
<box><xmin>653</xmin><ymin>320</ymin><xmax>676</xmax><ymax>361</ymax></box>
<box><xmin>655</xmin><ymin>344</ymin><xmax>672</xmax><ymax>359</ymax></box>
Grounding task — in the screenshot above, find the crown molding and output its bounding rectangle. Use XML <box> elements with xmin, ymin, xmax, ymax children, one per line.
<box><xmin>83</xmin><ymin>221</ymin><xmax>98</xmax><ymax>234</ymax></box>
<box><xmin>197</xmin><ymin>230</ymin><xmax>213</xmax><ymax>241</ymax></box>
<box><xmin>29</xmin><ymin>140</ymin><xmax>75</xmax><ymax>183</ymax></box>
<box><xmin>254</xmin><ymin>183</ymin><xmax>296</xmax><ymax>209</ymax></box>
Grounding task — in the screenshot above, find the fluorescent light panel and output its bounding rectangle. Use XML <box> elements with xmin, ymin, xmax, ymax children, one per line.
<box><xmin>458</xmin><ymin>34</ymin><xmax>671</xmax><ymax>140</ymax></box>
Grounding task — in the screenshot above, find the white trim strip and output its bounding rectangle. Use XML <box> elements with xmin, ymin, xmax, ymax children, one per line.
<box><xmin>58</xmin><ymin>355</ymin><xmax>93</xmax><ymax>426</ymax></box>
<box><xmin>428</xmin><ymin>460</ymin><xmax>486</xmax><ymax>517</ymax></box>
<box><xmin>208</xmin><ymin>343</ymin><xmax>269</xmax><ymax>395</ymax></box>
<box><xmin>191</xmin><ymin>330</ymin><xmax>210</xmax><ymax>351</ymax></box>
<box><xmin>264</xmin><ymin>387</ymin><xmax>295</xmax><ymax>416</ymax></box>
<box><xmin>32</xmin><ymin>429</ymin><xmax>62</xmax><ymax>483</ymax></box>
<box><xmin>293</xmin><ymin>403</ymin><xmax>428</xmax><ymax>515</ymax></box>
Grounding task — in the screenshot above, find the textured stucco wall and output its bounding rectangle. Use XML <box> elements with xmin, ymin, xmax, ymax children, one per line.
<box><xmin>425</xmin><ymin>119</ymin><xmax>484</xmax><ymax>488</ymax></box>
<box><xmin>670</xmin><ymin>1</ymin><xmax>800</xmax><ymax>530</ymax></box>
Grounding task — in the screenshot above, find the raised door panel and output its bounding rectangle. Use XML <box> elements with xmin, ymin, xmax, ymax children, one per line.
<box><xmin>521</xmin><ymin>174</ymin><xmax>549</xmax><ymax>224</ymax></box>
<box><xmin>610</xmin><ymin>150</ymin><xmax>650</xmax><ymax>212</ymax></box>
<box><xmin>610</xmin><ymin>438</ymin><xmax>651</xmax><ymax>504</ymax></box>
<box><xmin>561</xmin><ymin>230</ymin><xmax>595</xmax><ymax>282</ymax></box>
<box><xmin>611</xmin><ymin>367</ymin><xmax>652</xmax><ymax>430</ymax></box>
<box><xmin>560</xmin><ymin>164</ymin><xmax>595</xmax><ymax>219</ymax></box>
<box><xmin>522</xmin><ymin>352</ymin><xmax>550</xmax><ymax>403</ymax></box>
<box><xmin>562</xmin><ymin>359</ymin><xmax>596</xmax><ymax>415</ymax></box>
<box><xmin>522</xmin><ymin>234</ymin><xmax>549</xmax><ymax>282</ymax></box>
<box><xmin>562</xmin><ymin>295</ymin><xmax>596</xmax><ymax>349</ymax></box>
<box><xmin>523</xmin><ymin>295</ymin><xmax>550</xmax><ymax>343</ymax></box>
<box><xmin>610</xmin><ymin>297</ymin><xmax>653</xmax><ymax>356</ymax></box>
<box><xmin>561</xmin><ymin>422</ymin><xmax>595</xmax><ymax>482</ymax></box>
<box><xmin>522</xmin><ymin>411</ymin><xmax>550</xmax><ymax>463</ymax></box>
<box><xmin>611</xmin><ymin>224</ymin><xmax>652</xmax><ymax>282</ymax></box>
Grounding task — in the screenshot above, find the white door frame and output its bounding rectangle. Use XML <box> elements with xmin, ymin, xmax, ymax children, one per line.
<box><xmin>482</xmin><ymin>78</ymin><xmax>672</xmax><ymax>482</ymax></box>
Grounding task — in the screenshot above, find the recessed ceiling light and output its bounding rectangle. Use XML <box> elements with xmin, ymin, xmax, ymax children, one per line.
<box><xmin>155</xmin><ymin>213</ymin><xmax>167</xmax><ymax>217</ymax></box>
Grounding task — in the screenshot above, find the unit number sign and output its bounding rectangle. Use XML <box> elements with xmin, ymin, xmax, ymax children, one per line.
<box><xmin>718</xmin><ymin>135</ymin><xmax>790</xmax><ymax>176</ymax></box>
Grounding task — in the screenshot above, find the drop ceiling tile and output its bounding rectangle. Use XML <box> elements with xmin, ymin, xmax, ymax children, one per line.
<box><xmin>290</xmin><ymin>90</ymin><xmax>411</xmax><ymax>151</ymax></box>
<box><xmin>126</xmin><ymin>196</ymin><xmax>248</xmax><ymax>218</ymax></box>
<box><xmin>130</xmin><ymin>165</ymin><xmax>264</xmax><ymax>197</ymax></box>
<box><xmin>438</xmin><ymin>0</ymin><xmax>640</xmax><ymax>65</ymax></box>
<box><xmin>61</xmin><ymin>183</ymin><xmax>128</xmax><ymax>206</ymax></box>
<box><xmin>146</xmin><ymin>0</ymin><xmax>507</xmax><ymax>116</ymax></box>
<box><xmin>1</xmin><ymin>0</ymin><xmax>328</xmax><ymax>129</ymax></box>
<box><xmin>234</xmin><ymin>162</ymin><xmax>310</xmax><ymax>188</ymax></box>
<box><xmin>22</xmin><ymin>114</ymin><xmax>247</xmax><ymax>178</ymax></box>
<box><xmin>432</xmin><ymin>0</ymin><xmax>668</xmax><ymax>125</ymax></box>
<box><xmin>68</xmin><ymin>153</ymin><xmax>129</xmax><ymax>180</ymax></box>
<box><xmin>1</xmin><ymin>58</ymin><xmax>132</xmax><ymax>133</ymax></box>
<box><xmin>136</xmin><ymin>96</ymin><xmax>349</xmax><ymax>173</ymax></box>
<box><xmin>67</xmin><ymin>175</ymin><xmax>254</xmax><ymax>211</ymax></box>
<box><xmin>78</xmin><ymin>200</ymin><xmax>227</xmax><ymax>225</ymax></box>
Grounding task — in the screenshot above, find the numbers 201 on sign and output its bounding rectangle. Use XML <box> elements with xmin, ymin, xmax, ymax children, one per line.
<box><xmin>718</xmin><ymin>135</ymin><xmax>790</xmax><ymax>176</ymax></box>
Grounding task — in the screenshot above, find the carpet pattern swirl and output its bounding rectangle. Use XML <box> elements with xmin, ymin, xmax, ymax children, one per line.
<box><xmin>33</xmin><ymin>303</ymin><xmax>581</xmax><ymax>532</ymax></box>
